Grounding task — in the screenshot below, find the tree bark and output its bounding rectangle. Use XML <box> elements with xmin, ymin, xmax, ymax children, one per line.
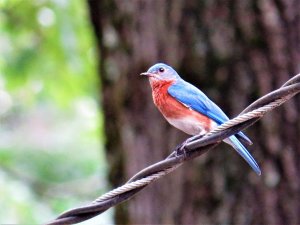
<box><xmin>88</xmin><ymin>0</ymin><xmax>300</xmax><ymax>224</ymax></box>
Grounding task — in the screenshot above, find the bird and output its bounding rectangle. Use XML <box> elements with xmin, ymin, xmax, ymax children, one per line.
<box><xmin>140</xmin><ymin>63</ymin><xmax>261</xmax><ymax>175</ymax></box>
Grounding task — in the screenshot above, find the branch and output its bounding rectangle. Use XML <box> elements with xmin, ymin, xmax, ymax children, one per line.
<box><xmin>46</xmin><ymin>74</ymin><xmax>300</xmax><ymax>225</ymax></box>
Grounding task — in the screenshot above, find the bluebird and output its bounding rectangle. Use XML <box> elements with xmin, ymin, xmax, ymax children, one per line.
<box><xmin>141</xmin><ymin>63</ymin><xmax>261</xmax><ymax>175</ymax></box>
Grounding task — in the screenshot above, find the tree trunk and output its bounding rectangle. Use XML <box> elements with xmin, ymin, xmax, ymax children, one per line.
<box><xmin>87</xmin><ymin>0</ymin><xmax>300</xmax><ymax>224</ymax></box>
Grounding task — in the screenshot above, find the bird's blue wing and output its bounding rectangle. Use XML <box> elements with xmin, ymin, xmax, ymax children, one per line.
<box><xmin>168</xmin><ymin>79</ymin><xmax>230</xmax><ymax>124</ymax></box>
<box><xmin>168</xmin><ymin>79</ymin><xmax>252</xmax><ymax>144</ymax></box>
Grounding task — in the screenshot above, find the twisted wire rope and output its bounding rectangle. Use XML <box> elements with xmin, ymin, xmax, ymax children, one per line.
<box><xmin>93</xmin><ymin>164</ymin><xmax>182</xmax><ymax>203</ymax></box>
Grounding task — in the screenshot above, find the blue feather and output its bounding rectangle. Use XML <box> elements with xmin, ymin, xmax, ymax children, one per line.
<box><xmin>168</xmin><ymin>79</ymin><xmax>229</xmax><ymax>124</ymax></box>
<box><xmin>228</xmin><ymin>136</ymin><xmax>261</xmax><ymax>175</ymax></box>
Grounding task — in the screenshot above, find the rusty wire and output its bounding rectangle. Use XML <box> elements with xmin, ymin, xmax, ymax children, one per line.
<box><xmin>46</xmin><ymin>74</ymin><xmax>300</xmax><ymax>225</ymax></box>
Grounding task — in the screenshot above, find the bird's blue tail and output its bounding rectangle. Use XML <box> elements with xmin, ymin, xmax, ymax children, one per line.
<box><xmin>228</xmin><ymin>135</ymin><xmax>261</xmax><ymax>175</ymax></box>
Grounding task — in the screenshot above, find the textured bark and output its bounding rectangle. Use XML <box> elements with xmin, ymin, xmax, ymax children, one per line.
<box><xmin>88</xmin><ymin>0</ymin><xmax>300</xmax><ymax>224</ymax></box>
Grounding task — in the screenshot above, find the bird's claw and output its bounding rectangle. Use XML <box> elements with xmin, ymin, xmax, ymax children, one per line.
<box><xmin>175</xmin><ymin>135</ymin><xmax>204</xmax><ymax>158</ymax></box>
<box><xmin>175</xmin><ymin>139</ymin><xmax>189</xmax><ymax>158</ymax></box>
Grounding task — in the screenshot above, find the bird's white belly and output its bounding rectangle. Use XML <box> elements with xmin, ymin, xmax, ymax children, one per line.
<box><xmin>166</xmin><ymin>116</ymin><xmax>215</xmax><ymax>136</ymax></box>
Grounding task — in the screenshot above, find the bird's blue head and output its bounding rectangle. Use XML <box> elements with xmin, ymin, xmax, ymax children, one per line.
<box><xmin>140</xmin><ymin>63</ymin><xmax>180</xmax><ymax>81</ymax></box>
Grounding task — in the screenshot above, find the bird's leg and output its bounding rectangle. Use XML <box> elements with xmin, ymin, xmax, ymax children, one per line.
<box><xmin>188</xmin><ymin>129</ymin><xmax>208</xmax><ymax>143</ymax></box>
<box><xmin>175</xmin><ymin>135</ymin><xmax>199</xmax><ymax>157</ymax></box>
<box><xmin>175</xmin><ymin>140</ymin><xmax>187</xmax><ymax>158</ymax></box>
<box><xmin>175</xmin><ymin>131</ymin><xmax>207</xmax><ymax>158</ymax></box>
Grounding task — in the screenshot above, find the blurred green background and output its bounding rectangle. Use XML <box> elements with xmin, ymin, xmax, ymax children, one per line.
<box><xmin>0</xmin><ymin>0</ymin><xmax>111</xmax><ymax>224</ymax></box>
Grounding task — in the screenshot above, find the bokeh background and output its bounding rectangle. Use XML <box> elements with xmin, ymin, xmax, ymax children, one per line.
<box><xmin>0</xmin><ymin>0</ymin><xmax>111</xmax><ymax>224</ymax></box>
<box><xmin>1</xmin><ymin>0</ymin><xmax>300</xmax><ymax>224</ymax></box>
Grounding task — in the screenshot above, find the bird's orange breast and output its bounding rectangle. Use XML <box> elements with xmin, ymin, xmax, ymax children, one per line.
<box><xmin>150</xmin><ymin>79</ymin><xmax>211</xmax><ymax>131</ymax></box>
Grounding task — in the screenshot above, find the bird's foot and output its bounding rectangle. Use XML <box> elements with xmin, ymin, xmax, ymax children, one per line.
<box><xmin>175</xmin><ymin>142</ymin><xmax>187</xmax><ymax>158</ymax></box>
<box><xmin>175</xmin><ymin>134</ymin><xmax>205</xmax><ymax>158</ymax></box>
<box><xmin>175</xmin><ymin>137</ymin><xmax>193</xmax><ymax>158</ymax></box>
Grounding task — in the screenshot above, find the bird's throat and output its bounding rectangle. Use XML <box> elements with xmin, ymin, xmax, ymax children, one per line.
<box><xmin>149</xmin><ymin>78</ymin><xmax>174</xmax><ymax>91</ymax></box>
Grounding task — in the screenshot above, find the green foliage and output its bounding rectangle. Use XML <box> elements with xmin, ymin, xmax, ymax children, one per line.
<box><xmin>0</xmin><ymin>0</ymin><xmax>111</xmax><ymax>224</ymax></box>
<box><xmin>1</xmin><ymin>0</ymin><xmax>98</xmax><ymax>106</ymax></box>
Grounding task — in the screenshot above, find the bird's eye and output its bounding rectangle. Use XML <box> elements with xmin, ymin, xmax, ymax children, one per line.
<box><xmin>158</xmin><ymin>67</ymin><xmax>165</xmax><ymax>73</ymax></box>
